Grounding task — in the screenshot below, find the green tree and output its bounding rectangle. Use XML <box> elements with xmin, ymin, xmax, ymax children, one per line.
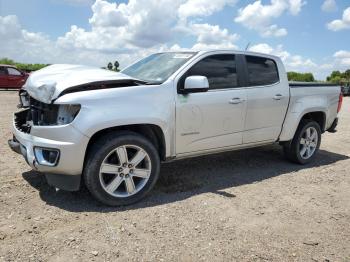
<box><xmin>345</xmin><ymin>69</ymin><xmax>350</xmax><ymax>79</ymax></box>
<box><xmin>287</xmin><ymin>72</ymin><xmax>315</xmax><ymax>82</ymax></box>
<box><xmin>114</xmin><ymin>60</ymin><xmax>120</xmax><ymax>71</ymax></box>
<box><xmin>326</xmin><ymin>69</ymin><xmax>350</xmax><ymax>85</ymax></box>
<box><xmin>0</xmin><ymin>58</ymin><xmax>48</xmax><ymax>72</ymax></box>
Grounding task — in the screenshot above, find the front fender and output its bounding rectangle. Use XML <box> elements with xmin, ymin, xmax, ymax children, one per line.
<box><xmin>55</xmin><ymin>83</ymin><xmax>175</xmax><ymax>157</ymax></box>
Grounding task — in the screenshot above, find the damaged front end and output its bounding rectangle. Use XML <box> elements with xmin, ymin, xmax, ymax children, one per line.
<box><xmin>15</xmin><ymin>90</ymin><xmax>81</xmax><ymax>134</ymax></box>
<box><xmin>9</xmin><ymin>88</ymin><xmax>90</xmax><ymax>185</ymax></box>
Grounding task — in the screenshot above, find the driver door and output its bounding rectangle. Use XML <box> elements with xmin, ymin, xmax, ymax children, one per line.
<box><xmin>175</xmin><ymin>54</ymin><xmax>247</xmax><ymax>155</ymax></box>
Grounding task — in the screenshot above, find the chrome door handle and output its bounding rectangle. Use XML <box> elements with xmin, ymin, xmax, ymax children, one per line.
<box><xmin>229</xmin><ymin>98</ymin><xmax>245</xmax><ymax>104</ymax></box>
<box><xmin>273</xmin><ymin>94</ymin><xmax>283</xmax><ymax>100</ymax></box>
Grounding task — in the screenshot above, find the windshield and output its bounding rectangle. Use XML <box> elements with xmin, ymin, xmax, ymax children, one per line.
<box><xmin>122</xmin><ymin>52</ymin><xmax>196</xmax><ymax>84</ymax></box>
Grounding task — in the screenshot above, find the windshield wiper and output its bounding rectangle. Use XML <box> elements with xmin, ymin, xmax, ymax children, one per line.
<box><xmin>144</xmin><ymin>81</ymin><xmax>163</xmax><ymax>85</ymax></box>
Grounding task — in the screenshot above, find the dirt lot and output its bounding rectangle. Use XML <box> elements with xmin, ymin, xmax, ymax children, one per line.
<box><xmin>0</xmin><ymin>90</ymin><xmax>349</xmax><ymax>262</ymax></box>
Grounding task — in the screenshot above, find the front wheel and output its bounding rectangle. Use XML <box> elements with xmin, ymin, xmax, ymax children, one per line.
<box><xmin>84</xmin><ymin>131</ymin><xmax>160</xmax><ymax>206</ymax></box>
<box><xmin>283</xmin><ymin>120</ymin><xmax>321</xmax><ymax>165</ymax></box>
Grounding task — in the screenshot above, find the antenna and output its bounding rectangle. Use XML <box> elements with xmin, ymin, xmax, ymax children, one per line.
<box><xmin>245</xmin><ymin>42</ymin><xmax>251</xmax><ymax>51</ymax></box>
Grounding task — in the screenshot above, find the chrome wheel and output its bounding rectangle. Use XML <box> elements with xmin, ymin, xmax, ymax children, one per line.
<box><xmin>99</xmin><ymin>145</ymin><xmax>152</xmax><ymax>198</ymax></box>
<box><xmin>299</xmin><ymin>127</ymin><xmax>318</xmax><ymax>159</ymax></box>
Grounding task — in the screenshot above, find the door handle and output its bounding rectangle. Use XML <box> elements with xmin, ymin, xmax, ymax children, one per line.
<box><xmin>273</xmin><ymin>94</ymin><xmax>283</xmax><ymax>100</ymax></box>
<box><xmin>229</xmin><ymin>98</ymin><xmax>245</xmax><ymax>104</ymax></box>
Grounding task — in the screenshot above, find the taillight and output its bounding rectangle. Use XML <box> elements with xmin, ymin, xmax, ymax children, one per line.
<box><xmin>337</xmin><ymin>92</ymin><xmax>343</xmax><ymax>113</ymax></box>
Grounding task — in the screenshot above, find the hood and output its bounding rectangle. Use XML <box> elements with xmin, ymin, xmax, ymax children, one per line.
<box><xmin>23</xmin><ymin>64</ymin><xmax>139</xmax><ymax>103</ymax></box>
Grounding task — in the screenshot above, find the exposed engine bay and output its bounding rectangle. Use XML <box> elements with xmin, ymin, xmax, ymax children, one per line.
<box><xmin>15</xmin><ymin>90</ymin><xmax>81</xmax><ymax>133</ymax></box>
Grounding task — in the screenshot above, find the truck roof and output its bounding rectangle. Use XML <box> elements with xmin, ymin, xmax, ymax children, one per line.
<box><xmin>159</xmin><ymin>49</ymin><xmax>280</xmax><ymax>60</ymax></box>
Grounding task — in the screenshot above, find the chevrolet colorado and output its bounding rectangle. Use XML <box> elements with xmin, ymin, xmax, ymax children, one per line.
<box><xmin>8</xmin><ymin>50</ymin><xmax>342</xmax><ymax>206</ymax></box>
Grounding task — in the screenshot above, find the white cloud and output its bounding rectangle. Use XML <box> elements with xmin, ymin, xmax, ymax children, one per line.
<box><xmin>234</xmin><ymin>0</ymin><xmax>306</xmax><ymax>37</ymax></box>
<box><xmin>334</xmin><ymin>50</ymin><xmax>350</xmax><ymax>66</ymax></box>
<box><xmin>58</xmin><ymin>0</ymin><xmax>240</xmax><ymax>53</ymax></box>
<box><xmin>249</xmin><ymin>43</ymin><xmax>350</xmax><ymax>80</ymax></box>
<box><xmin>189</xmin><ymin>23</ymin><xmax>239</xmax><ymax>50</ymax></box>
<box><xmin>261</xmin><ymin>25</ymin><xmax>288</xmax><ymax>37</ymax></box>
<box><xmin>89</xmin><ymin>0</ymin><xmax>128</xmax><ymax>27</ymax></box>
<box><xmin>327</xmin><ymin>7</ymin><xmax>350</xmax><ymax>31</ymax></box>
<box><xmin>0</xmin><ymin>0</ymin><xmax>240</xmax><ymax>69</ymax></box>
<box><xmin>0</xmin><ymin>15</ymin><xmax>56</xmax><ymax>64</ymax></box>
<box><xmin>59</xmin><ymin>0</ymin><xmax>182</xmax><ymax>49</ymax></box>
<box><xmin>250</xmin><ymin>43</ymin><xmax>290</xmax><ymax>62</ymax></box>
<box><xmin>321</xmin><ymin>0</ymin><xmax>337</xmax><ymax>12</ymax></box>
<box><xmin>249</xmin><ymin>43</ymin><xmax>317</xmax><ymax>73</ymax></box>
<box><xmin>178</xmin><ymin>0</ymin><xmax>236</xmax><ymax>22</ymax></box>
<box><xmin>0</xmin><ymin>15</ymin><xmax>22</xmax><ymax>39</ymax></box>
<box><xmin>288</xmin><ymin>0</ymin><xmax>306</xmax><ymax>15</ymax></box>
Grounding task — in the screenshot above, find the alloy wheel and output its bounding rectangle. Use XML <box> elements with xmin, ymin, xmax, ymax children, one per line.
<box><xmin>99</xmin><ymin>145</ymin><xmax>152</xmax><ymax>198</ymax></box>
<box><xmin>299</xmin><ymin>127</ymin><xmax>318</xmax><ymax>159</ymax></box>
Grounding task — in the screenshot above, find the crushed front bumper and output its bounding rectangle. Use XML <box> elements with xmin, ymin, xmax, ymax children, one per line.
<box><xmin>8</xmin><ymin>138</ymin><xmax>22</xmax><ymax>155</ymax></box>
<box><xmin>9</xmin><ymin>112</ymin><xmax>90</xmax><ymax>191</ymax></box>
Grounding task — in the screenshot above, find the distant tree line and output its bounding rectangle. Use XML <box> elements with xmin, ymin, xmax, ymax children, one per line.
<box><xmin>326</xmin><ymin>70</ymin><xmax>350</xmax><ymax>85</ymax></box>
<box><xmin>0</xmin><ymin>58</ymin><xmax>48</xmax><ymax>72</ymax></box>
<box><xmin>287</xmin><ymin>70</ymin><xmax>350</xmax><ymax>85</ymax></box>
<box><xmin>287</xmin><ymin>72</ymin><xmax>315</xmax><ymax>82</ymax></box>
<box><xmin>1</xmin><ymin>58</ymin><xmax>121</xmax><ymax>73</ymax></box>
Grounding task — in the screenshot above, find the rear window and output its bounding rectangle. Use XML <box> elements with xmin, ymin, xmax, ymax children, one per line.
<box><xmin>246</xmin><ymin>56</ymin><xmax>279</xmax><ymax>86</ymax></box>
<box><xmin>7</xmin><ymin>67</ymin><xmax>22</xmax><ymax>76</ymax></box>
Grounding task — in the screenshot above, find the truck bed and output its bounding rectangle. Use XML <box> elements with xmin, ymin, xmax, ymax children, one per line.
<box><xmin>279</xmin><ymin>82</ymin><xmax>340</xmax><ymax>142</ymax></box>
<box><xmin>289</xmin><ymin>82</ymin><xmax>338</xmax><ymax>87</ymax></box>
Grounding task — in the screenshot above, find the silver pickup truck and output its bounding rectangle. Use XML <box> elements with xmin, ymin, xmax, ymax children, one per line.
<box><xmin>8</xmin><ymin>50</ymin><xmax>342</xmax><ymax>206</ymax></box>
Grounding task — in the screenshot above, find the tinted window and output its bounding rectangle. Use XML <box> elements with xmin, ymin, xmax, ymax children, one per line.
<box><xmin>246</xmin><ymin>56</ymin><xmax>279</xmax><ymax>86</ymax></box>
<box><xmin>0</xmin><ymin>67</ymin><xmax>6</xmax><ymax>76</ymax></box>
<box><xmin>184</xmin><ymin>54</ymin><xmax>238</xmax><ymax>90</ymax></box>
<box><xmin>7</xmin><ymin>67</ymin><xmax>22</xmax><ymax>76</ymax></box>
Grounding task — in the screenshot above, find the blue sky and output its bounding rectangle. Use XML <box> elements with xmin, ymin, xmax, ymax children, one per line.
<box><xmin>1</xmin><ymin>0</ymin><xmax>350</xmax><ymax>79</ymax></box>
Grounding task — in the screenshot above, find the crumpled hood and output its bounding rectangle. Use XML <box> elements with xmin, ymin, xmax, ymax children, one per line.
<box><xmin>23</xmin><ymin>64</ymin><xmax>137</xmax><ymax>103</ymax></box>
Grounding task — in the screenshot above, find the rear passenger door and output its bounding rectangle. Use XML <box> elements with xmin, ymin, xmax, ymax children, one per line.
<box><xmin>243</xmin><ymin>55</ymin><xmax>289</xmax><ymax>144</ymax></box>
<box><xmin>175</xmin><ymin>54</ymin><xmax>247</xmax><ymax>154</ymax></box>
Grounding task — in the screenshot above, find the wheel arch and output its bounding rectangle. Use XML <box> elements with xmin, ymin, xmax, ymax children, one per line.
<box><xmin>84</xmin><ymin>124</ymin><xmax>167</xmax><ymax>164</ymax></box>
<box><xmin>279</xmin><ymin>108</ymin><xmax>327</xmax><ymax>142</ymax></box>
<box><xmin>299</xmin><ymin>111</ymin><xmax>326</xmax><ymax>132</ymax></box>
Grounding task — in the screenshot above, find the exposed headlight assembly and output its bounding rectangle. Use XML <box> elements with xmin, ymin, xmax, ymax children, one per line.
<box><xmin>56</xmin><ymin>104</ymin><xmax>81</xmax><ymax>125</ymax></box>
<box><xmin>17</xmin><ymin>91</ymin><xmax>81</xmax><ymax>126</ymax></box>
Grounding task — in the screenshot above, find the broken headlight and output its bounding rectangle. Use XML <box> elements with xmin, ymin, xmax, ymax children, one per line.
<box><xmin>56</xmin><ymin>104</ymin><xmax>81</xmax><ymax>125</ymax></box>
<box><xmin>17</xmin><ymin>92</ymin><xmax>81</xmax><ymax>126</ymax></box>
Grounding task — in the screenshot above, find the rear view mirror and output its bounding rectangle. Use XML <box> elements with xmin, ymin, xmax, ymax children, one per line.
<box><xmin>183</xmin><ymin>76</ymin><xmax>209</xmax><ymax>93</ymax></box>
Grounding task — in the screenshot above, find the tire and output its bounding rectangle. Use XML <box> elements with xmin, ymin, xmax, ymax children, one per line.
<box><xmin>84</xmin><ymin>131</ymin><xmax>160</xmax><ymax>206</ymax></box>
<box><xmin>283</xmin><ymin>120</ymin><xmax>321</xmax><ymax>165</ymax></box>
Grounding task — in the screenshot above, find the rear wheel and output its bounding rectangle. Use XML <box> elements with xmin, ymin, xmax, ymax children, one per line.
<box><xmin>283</xmin><ymin>120</ymin><xmax>321</xmax><ymax>164</ymax></box>
<box><xmin>84</xmin><ymin>131</ymin><xmax>160</xmax><ymax>206</ymax></box>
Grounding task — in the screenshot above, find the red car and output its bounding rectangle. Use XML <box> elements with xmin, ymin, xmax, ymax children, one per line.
<box><xmin>0</xmin><ymin>65</ymin><xmax>29</xmax><ymax>89</ymax></box>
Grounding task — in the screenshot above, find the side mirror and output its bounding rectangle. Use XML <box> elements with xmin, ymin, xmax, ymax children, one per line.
<box><xmin>183</xmin><ymin>76</ymin><xmax>209</xmax><ymax>93</ymax></box>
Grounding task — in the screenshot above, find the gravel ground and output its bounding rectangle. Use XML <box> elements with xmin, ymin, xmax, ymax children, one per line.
<box><xmin>0</xmin><ymin>90</ymin><xmax>349</xmax><ymax>262</ymax></box>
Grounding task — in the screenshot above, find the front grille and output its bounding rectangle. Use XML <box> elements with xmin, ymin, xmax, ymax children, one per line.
<box><xmin>14</xmin><ymin>109</ymin><xmax>31</xmax><ymax>134</ymax></box>
<box><xmin>15</xmin><ymin>93</ymin><xmax>60</xmax><ymax>134</ymax></box>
